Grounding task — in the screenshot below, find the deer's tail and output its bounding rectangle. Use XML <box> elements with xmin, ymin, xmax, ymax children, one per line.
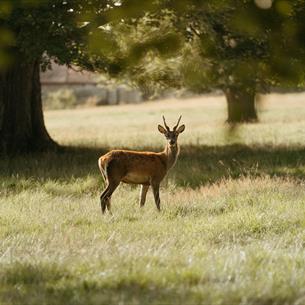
<box><xmin>98</xmin><ymin>157</ymin><xmax>108</xmax><ymax>182</ymax></box>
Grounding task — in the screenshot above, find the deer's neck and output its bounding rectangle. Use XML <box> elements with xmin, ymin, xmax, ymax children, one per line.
<box><xmin>164</xmin><ymin>143</ymin><xmax>180</xmax><ymax>170</ymax></box>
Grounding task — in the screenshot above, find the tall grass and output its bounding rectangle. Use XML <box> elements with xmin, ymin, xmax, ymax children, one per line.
<box><xmin>1</xmin><ymin>94</ymin><xmax>305</xmax><ymax>304</ymax></box>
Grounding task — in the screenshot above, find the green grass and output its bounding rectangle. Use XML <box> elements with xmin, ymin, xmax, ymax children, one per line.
<box><xmin>2</xmin><ymin>94</ymin><xmax>305</xmax><ymax>304</ymax></box>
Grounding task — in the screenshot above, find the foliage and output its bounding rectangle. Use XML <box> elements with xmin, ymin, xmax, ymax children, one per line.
<box><xmin>115</xmin><ymin>0</ymin><xmax>305</xmax><ymax>95</ymax></box>
<box><xmin>2</xmin><ymin>1</ymin><xmax>305</xmax><ymax>93</ymax></box>
<box><xmin>0</xmin><ymin>0</ymin><xmax>158</xmax><ymax>71</ymax></box>
<box><xmin>104</xmin><ymin>12</ymin><xmax>183</xmax><ymax>98</ymax></box>
<box><xmin>43</xmin><ymin>88</ymin><xmax>77</xmax><ymax>110</ymax></box>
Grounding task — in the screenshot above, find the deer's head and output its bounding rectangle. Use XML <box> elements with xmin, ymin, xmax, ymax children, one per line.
<box><xmin>158</xmin><ymin>115</ymin><xmax>185</xmax><ymax>147</ymax></box>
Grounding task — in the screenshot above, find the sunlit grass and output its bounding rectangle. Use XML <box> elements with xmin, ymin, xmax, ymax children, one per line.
<box><xmin>46</xmin><ymin>93</ymin><xmax>305</xmax><ymax>147</ymax></box>
<box><xmin>1</xmin><ymin>93</ymin><xmax>305</xmax><ymax>304</ymax></box>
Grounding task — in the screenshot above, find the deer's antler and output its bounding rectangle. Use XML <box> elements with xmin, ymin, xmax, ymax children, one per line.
<box><xmin>173</xmin><ymin>115</ymin><xmax>182</xmax><ymax>131</ymax></box>
<box><xmin>162</xmin><ymin>115</ymin><xmax>170</xmax><ymax>131</ymax></box>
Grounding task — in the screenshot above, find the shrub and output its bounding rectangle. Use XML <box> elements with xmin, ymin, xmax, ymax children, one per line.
<box><xmin>43</xmin><ymin>89</ymin><xmax>77</xmax><ymax>110</ymax></box>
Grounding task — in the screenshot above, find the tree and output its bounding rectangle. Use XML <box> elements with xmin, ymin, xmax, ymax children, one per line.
<box><xmin>121</xmin><ymin>0</ymin><xmax>305</xmax><ymax>123</ymax></box>
<box><xmin>0</xmin><ymin>0</ymin><xmax>156</xmax><ymax>154</ymax></box>
<box><xmin>177</xmin><ymin>0</ymin><xmax>305</xmax><ymax>123</ymax></box>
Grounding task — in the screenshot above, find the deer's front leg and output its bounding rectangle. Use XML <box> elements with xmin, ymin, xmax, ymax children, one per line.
<box><xmin>139</xmin><ymin>185</ymin><xmax>149</xmax><ymax>207</ymax></box>
<box><xmin>151</xmin><ymin>182</ymin><xmax>161</xmax><ymax>211</ymax></box>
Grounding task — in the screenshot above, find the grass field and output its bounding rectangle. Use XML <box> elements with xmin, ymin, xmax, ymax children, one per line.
<box><xmin>2</xmin><ymin>93</ymin><xmax>305</xmax><ymax>305</ymax></box>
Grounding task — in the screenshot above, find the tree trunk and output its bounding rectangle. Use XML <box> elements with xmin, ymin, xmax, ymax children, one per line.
<box><xmin>225</xmin><ymin>87</ymin><xmax>258</xmax><ymax>123</ymax></box>
<box><xmin>0</xmin><ymin>57</ymin><xmax>57</xmax><ymax>154</ymax></box>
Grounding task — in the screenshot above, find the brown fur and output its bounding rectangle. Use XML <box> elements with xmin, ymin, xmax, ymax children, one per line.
<box><xmin>98</xmin><ymin>117</ymin><xmax>185</xmax><ymax>214</ymax></box>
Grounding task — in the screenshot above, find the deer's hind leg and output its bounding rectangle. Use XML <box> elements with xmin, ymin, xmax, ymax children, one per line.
<box><xmin>151</xmin><ymin>181</ymin><xmax>161</xmax><ymax>211</ymax></box>
<box><xmin>100</xmin><ymin>183</ymin><xmax>113</xmax><ymax>214</ymax></box>
<box><xmin>100</xmin><ymin>184</ymin><xmax>109</xmax><ymax>214</ymax></box>
<box><xmin>100</xmin><ymin>180</ymin><xmax>120</xmax><ymax>214</ymax></box>
<box><xmin>100</xmin><ymin>167</ymin><xmax>109</xmax><ymax>213</ymax></box>
<box><xmin>139</xmin><ymin>185</ymin><xmax>149</xmax><ymax>208</ymax></box>
<box><xmin>100</xmin><ymin>162</ymin><xmax>123</xmax><ymax>214</ymax></box>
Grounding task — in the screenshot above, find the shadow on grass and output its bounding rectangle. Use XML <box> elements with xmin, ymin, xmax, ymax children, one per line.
<box><xmin>2</xmin><ymin>144</ymin><xmax>305</xmax><ymax>188</ymax></box>
<box><xmin>0</xmin><ymin>263</ymin><xmax>291</xmax><ymax>305</ymax></box>
<box><xmin>0</xmin><ymin>263</ymin><xmax>199</xmax><ymax>305</ymax></box>
<box><xmin>175</xmin><ymin>144</ymin><xmax>305</xmax><ymax>187</ymax></box>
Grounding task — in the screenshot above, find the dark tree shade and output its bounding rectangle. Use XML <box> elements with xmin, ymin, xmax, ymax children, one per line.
<box><xmin>0</xmin><ymin>0</ymin><xmax>156</xmax><ymax>154</ymax></box>
<box><xmin>0</xmin><ymin>56</ymin><xmax>55</xmax><ymax>153</ymax></box>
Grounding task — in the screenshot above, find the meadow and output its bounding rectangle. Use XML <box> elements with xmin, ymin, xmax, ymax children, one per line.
<box><xmin>2</xmin><ymin>93</ymin><xmax>305</xmax><ymax>305</ymax></box>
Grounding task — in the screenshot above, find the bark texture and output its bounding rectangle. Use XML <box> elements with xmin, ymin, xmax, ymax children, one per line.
<box><xmin>225</xmin><ymin>87</ymin><xmax>258</xmax><ymax>123</ymax></box>
<box><xmin>0</xmin><ymin>58</ymin><xmax>57</xmax><ymax>154</ymax></box>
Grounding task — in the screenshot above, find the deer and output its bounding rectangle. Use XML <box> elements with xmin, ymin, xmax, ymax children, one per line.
<box><xmin>98</xmin><ymin>115</ymin><xmax>185</xmax><ymax>214</ymax></box>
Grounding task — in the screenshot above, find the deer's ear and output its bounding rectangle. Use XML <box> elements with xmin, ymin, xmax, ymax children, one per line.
<box><xmin>177</xmin><ymin>124</ymin><xmax>185</xmax><ymax>134</ymax></box>
<box><xmin>158</xmin><ymin>125</ymin><xmax>167</xmax><ymax>134</ymax></box>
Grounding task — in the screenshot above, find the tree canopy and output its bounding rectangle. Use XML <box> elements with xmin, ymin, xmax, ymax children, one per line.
<box><xmin>117</xmin><ymin>0</ymin><xmax>305</xmax><ymax>121</ymax></box>
<box><xmin>2</xmin><ymin>0</ymin><xmax>305</xmax><ymax>88</ymax></box>
<box><xmin>0</xmin><ymin>1</ymin><xmax>158</xmax><ymax>70</ymax></box>
<box><xmin>124</xmin><ymin>0</ymin><xmax>305</xmax><ymax>89</ymax></box>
